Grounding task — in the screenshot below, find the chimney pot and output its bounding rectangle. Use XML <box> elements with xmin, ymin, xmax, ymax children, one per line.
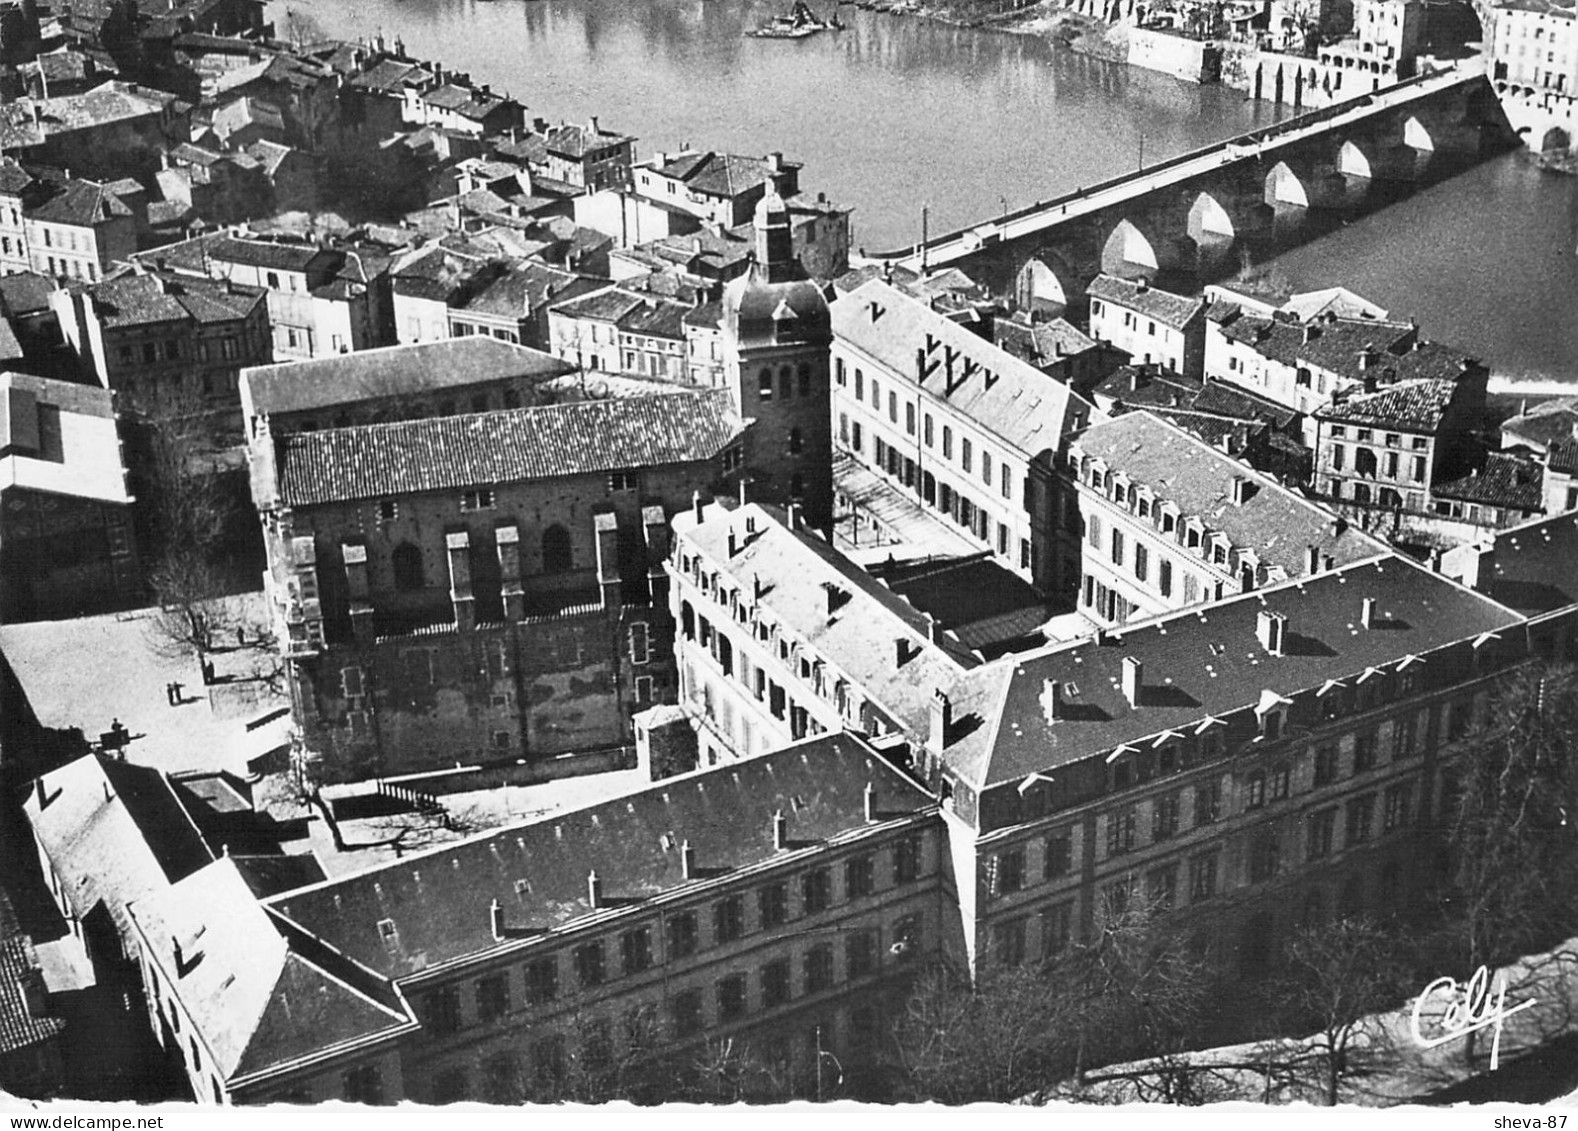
<box><xmin>1361</xmin><ymin>596</ymin><xmax>1376</xmax><ymax>630</ymax></box>
<box><xmin>864</xmin><ymin>781</ymin><xmax>876</xmax><ymax>822</ymax></box>
<box><xmin>773</xmin><ymin>809</ymin><xmax>788</xmax><ymax>851</ymax></box>
<box><xmin>490</xmin><ymin>897</ymin><xmax>504</xmax><ymax>941</ymax></box>
<box><xmin>786</xmin><ymin>502</ymin><xmax>799</xmax><ymax>530</ymax></box>
<box><xmin>727</xmin><ymin>529</ymin><xmax>738</xmax><ymax>557</ymax></box>
<box><xmin>681</xmin><ymin>839</ymin><xmax>696</xmax><ymax>879</ymax></box>
<box><xmin>930</xmin><ymin>688</ymin><xmax>952</xmax><ymax>750</ymax></box>
<box><xmin>587</xmin><ymin>870</ymin><xmax>604</xmax><ymax>908</ymax></box>
<box><xmin>692</xmin><ymin>490</ymin><xmax>704</xmax><ymax>526</ymax></box>
<box><xmin>1122</xmin><ymin>656</ymin><xmax>1144</xmax><ymax>707</ymax></box>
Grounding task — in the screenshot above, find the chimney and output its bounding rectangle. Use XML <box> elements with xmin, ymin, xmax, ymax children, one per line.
<box><xmin>1256</xmin><ymin>609</ymin><xmax>1288</xmax><ymax>656</ymax></box>
<box><xmin>681</xmin><ymin>839</ymin><xmax>696</xmax><ymax>879</ymax></box>
<box><xmin>1230</xmin><ymin>476</ymin><xmax>1251</xmax><ymax>505</ymax></box>
<box><xmin>1129</xmin><ymin>368</ymin><xmax>1141</xmax><ymax>393</ymax></box>
<box><xmin>768</xmin><ymin>151</ymin><xmax>784</xmax><ymax>172</ymax></box>
<box><xmin>1303</xmin><ymin>323</ymin><xmax>1318</xmax><ymax>344</ymax></box>
<box><xmin>1122</xmin><ymin>656</ymin><xmax>1143</xmax><ymax>707</ymax></box>
<box><xmin>738</xmin><ymin>478</ymin><xmax>749</xmax><ymax>507</ymax></box>
<box><xmin>1322</xmin><ymin>553</ymin><xmax>1335</xmax><ymax>571</ymax></box>
<box><xmin>692</xmin><ymin>490</ymin><xmax>704</xmax><ymax>525</ymax></box>
<box><xmin>590</xmin><ymin>115</ymin><xmax>600</xmax><ymax>134</ymax></box>
<box><xmin>786</xmin><ymin>501</ymin><xmax>800</xmax><ymax>530</ymax></box>
<box><xmin>773</xmin><ymin>809</ymin><xmax>788</xmax><ymax>851</ymax></box>
<box><xmin>895</xmin><ymin>637</ymin><xmax>911</xmax><ymax>667</ymax></box>
<box><xmin>587</xmin><ymin>870</ymin><xmax>604</xmax><ymax>909</ymax></box>
<box><xmin>727</xmin><ymin>528</ymin><xmax>738</xmax><ymax>557</ymax></box>
<box><xmin>1305</xmin><ymin>544</ymin><xmax>1319</xmax><ymax>574</ymax></box>
<box><xmin>1043</xmin><ymin>678</ymin><xmax>1064</xmax><ymax>723</ymax></box>
<box><xmin>1361</xmin><ymin>597</ymin><xmax>1376</xmax><ymax>630</ymax></box>
<box><xmin>929</xmin><ymin>688</ymin><xmax>952</xmax><ymax>750</ymax></box>
<box><xmin>490</xmin><ymin>898</ymin><xmax>504</xmax><ymax>942</ymax></box>
<box><xmin>32</xmin><ymin>777</ymin><xmax>46</xmax><ymax>811</ymax></box>
<box><xmin>826</xmin><ymin>584</ymin><xmax>841</xmax><ymax>616</ymax></box>
<box><xmin>1136</xmin><ymin>277</ymin><xmax>1149</xmax><ymax>293</ymax></box>
<box><xmin>864</xmin><ymin>781</ymin><xmax>876</xmax><ymax>823</ymax></box>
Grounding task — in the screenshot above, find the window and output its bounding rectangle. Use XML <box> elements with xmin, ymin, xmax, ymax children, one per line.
<box><xmin>761</xmin><ymin>958</ymin><xmax>791</xmax><ymax>1008</ymax></box>
<box><xmin>671</xmin><ymin>988</ymin><xmax>704</xmax><ymax>1037</ymax></box>
<box><xmin>718</xmin><ymin>974</ymin><xmax>747</xmax><ymax>1022</ymax></box>
<box><xmin>574</xmin><ymin>942</ymin><xmax>605</xmax><ymax>987</ymax></box>
<box><xmin>871</xmin><ymin>376</ymin><xmax>880</xmax><ymax>409</ymax></box>
<box><xmin>846</xmin><ymin>929</ymin><xmax>878</xmax><ymax>978</ymax></box>
<box><xmin>1087</xmin><ymin>513</ymin><xmax>1102</xmax><ymax>549</ymax></box>
<box><xmin>667</xmin><ymin>911</ymin><xmax>698</xmax><ymax>959</ymax></box>
<box><xmin>427</xmin><ymin>986</ymin><xmax>461</xmax><ymax>1034</ymax></box>
<box><xmin>1111</xmin><ymin>528</ymin><xmax>1125</xmax><ymax>566</ymax></box>
<box><xmin>1153</xmin><ymin>792</ymin><xmax>1180</xmax><ymax>839</ymax></box>
<box><xmin>1383</xmin><ymin>781</ymin><xmax>1413</xmax><ymax>831</ymax></box>
<box><xmin>378</xmin><ymin>499</ymin><xmax>398</xmax><ymax>524</ymax></box>
<box><xmin>1041</xmin><ymin>902</ymin><xmax>1072</xmax><ymax>959</ymax></box>
<box><xmin>1245</xmin><ymin>771</ymin><xmax>1266</xmax><ymax>810</ymax></box>
<box><xmin>993</xmin><ymin>918</ymin><xmax>1028</xmax><ymax>966</ymax></box>
<box><xmin>1354</xmin><ymin>729</ymin><xmax>1378</xmax><ymax>774</ymax></box>
<box><xmin>997</xmin><ymin>848</ymin><xmax>1026</xmax><ymax>895</ymax></box>
<box><xmin>542</xmin><ymin>525</ymin><xmax>572</xmax><ymax>573</ymax></box>
<box><xmin>621</xmin><ymin>927</ymin><xmax>652</xmax><ymax>975</ymax></box>
<box><xmin>982</xmin><ymin>451</ymin><xmax>992</xmax><ymax>486</ymax></box>
<box><xmin>788</xmin><ymin>426</ymin><xmax>804</xmax><ymax>454</ymax></box>
<box><xmin>759</xmin><ymin>369</ymin><xmax>774</xmax><ymax>400</ymax></box>
<box><xmin>888</xmin><ymin>390</ymin><xmax>898</xmax><ymax>422</ymax></box>
<box><xmin>1393</xmin><ymin>714</ymin><xmax>1419</xmax><ymax>760</ymax></box>
<box><xmin>609</xmin><ymin>471</ymin><xmax>637</xmax><ymax>492</ymax></box>
<box><xmin>1314</xmin><ymin>744</ymin><xmax>1340</xmax><ymax>787</ymax></box>
<box><xmin>1307</xmin><ymin>807</ymin><xmax>1338</xmax><ymax>861</ymax></box>
<box><xmin>1271</xmin><ymin>764</ymin><xmax>1291</xmax><ymax>801</ymax></box>
<box><xmin>532</xmin><ymin>1035</ymin><xmax>565</xmax><ymax>1091</ymax></box>
<box><xmin>894</xmin><ymin>835</ymin><xmax>922</xmax><ymax>884</ymax></box>
<box><xmin>1043</xmin><ymin>832</ymin><xmax>1072</xmax><ymax>879</ymax></box>
<box><xmin>1159</xmin><ymin>559</ymin><xmax>1173</xmax><ymax>597</ymax></box>
<box><xmin>805</xmin><ymin>944</ymin><xmax>835</xmax><ymax>992</ymax></box>
<box><xmin>854</xmin><ymin>369</ymin><xmax>863</xmax><ymax>400</ymax></box>
<box><xmin>799</xmin><ymin>363</ymin><xmax>812</xmax><ymax>398</ymax></box>
<box><xmin>942</xmin><ymin>426</ymin><xmax>953</xmax><ymax>459</ymax></box>
<box><xmin>961</xmin><ymin>437</ymin><xmax>973</xmax><ymax>473</ymax></box>
<box><xmin>1106</xmin><ymin>808</ymin><xmax>1137</xmax><ymax>857</ymax></box>
<box><xmin>802</xmin><ymin>867</ymin><xmax>832</xmax><ymax>914</ymax></box>
<box><xmin>1148</xmin><ymin>864</ymin><xmax>1178</xmax><ymax>910</ymax></box>
<box><xmin>477</xmin><ymin>973</ymin><xmax>509</xmax><ymax>1022</ymax></box>
<box><xmin>1346</xmin><ymin>793</ymin><xmax>1375</xmax><ymax>844</ymax></box>
<box><xmin>1194</xmin><ymin>778</ymin><xmax>1221</xmax><ymax>825</ymax></box>
<box><xmin>525</xmin><ymin>958</ymin><xmax>557</xmax><ymax>1004</ymax></box>
<box><xmin>1135</xmin><ymin>543</ymin><xmax>1149</xmax><ymax>583</ymax></box>
<box><xmin>1189</xmin><ymin>851</ymin><xmax>1219</xmax><ymax>902</ymax></box>
<box><xmin>343</xmin><ymin>1065</ymin><xmax>383</xmax><ymax>1105</ymax></box>
<box><xmin>759</xmin><ymin>882</ymin><xmax>789</xmax><ymax>928</ymax></box>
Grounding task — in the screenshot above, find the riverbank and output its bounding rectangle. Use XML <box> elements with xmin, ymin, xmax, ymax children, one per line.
<box><xmin>841</xmin><ymin>0</ymin><xmax>1128</xmax><ymax>61</ymax></box>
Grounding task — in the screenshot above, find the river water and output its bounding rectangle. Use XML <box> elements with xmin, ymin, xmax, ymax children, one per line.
<box><xmin>286</xmin><ymin>0</ymin><xmax>1577</xmax><ymax>382</ymax></box>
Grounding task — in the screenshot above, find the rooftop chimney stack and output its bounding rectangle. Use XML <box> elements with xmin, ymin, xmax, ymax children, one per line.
<box><xmin>1122</xmin><ymin>656</ymin><xmax>1144</xmax><ymax>708</ymax></box>
<box><xmin>773</xmin><ymin>809</ymin><xmax>788</xmax><ymax>851</ymax></box>
<box><xmin>681</xmin><ymin>839</ymin><xmax>696</xmax><ymax>880</ymax></box>
<box><xmin>739</xmin><ymin>478</ymin><xmax>748</xmax><ymax>506</ymax></box>
<box><xmin>895</xmin><ymin>637</ymin><xmax>911</xmax><ymax>667</ymax></box>
<box><xmin>692</xmin><ymin>490</ymin><xmax>704</xmax><ymax>526</ymax></box>
<box><xmin>588</xmin><ymin>870</ymin><xmax>604</xmax><ymax>909</ymax></box>
<box><xmin>727</xmin><ymin>529</ymin><xmax>738</xmax><ymax>557</ymax></box>
<box><xmin>490</xmin><ymin>898</ymin><xmax>504</xmax><ymax>941</ymax></box>
<box><xmin>930</xmin><ymin>688</ymin><xmax>953</xmax><ymax>751</ymax></box>
<box><xmin>1230</xmin><ymin>476</ymin><xmax>1251</xmax><ymax>506</ymax></box>
<box><xmin>1306</xmin><ymin>544</ymin><xmax>1320</xmax><ymax>574</ymax></box>
<box><xmin>32</xmin><ymin>777</ymin><xmax>46</xmax><ymax>811</ymax></box>
<box><xmin>786</xmin><ymin>502</ymin><xmax>799</xmax><ymax>530</ymax></box>
<box><xmin>864</xmin><ymin>781</ymin><xmax>876</xmax><ymax>823</ymax></box>
<box><xmin>1256</xmin><ymin>609</ymin><xmax>1288</xmax><ymax>656</ymax></box>
<box><xmin>1044</xmin><ymin>678</ymin><xmax>1064</xmax><ymax>723</ymax></box>
<box><xmin>1361</xmin><ymin>597</ymin><xmax>1376</xmax><ymax>630</ymax></box>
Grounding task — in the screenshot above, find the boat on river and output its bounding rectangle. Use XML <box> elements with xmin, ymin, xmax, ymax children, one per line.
<box><xmin>749</xmin><ymin>1</ymin><xmax>842</xmax><ymax>38</ymax></box>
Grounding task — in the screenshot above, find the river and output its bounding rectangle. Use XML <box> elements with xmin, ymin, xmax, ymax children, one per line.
<box><xmin>282</xmin><ymin>0</ymin><xmax>1576</xmax><ymax>383</ymax></box>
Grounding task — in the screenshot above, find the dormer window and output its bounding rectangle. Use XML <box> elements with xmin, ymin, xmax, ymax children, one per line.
<box><xmin>1318</xmin><ymin>680</ymin><xmax>1348</xmax><ymax>720</ymax></box>
<box><xmin>1256</xmin><ymin>690</ymin><xmax>1292</xmax><ymax>741</ymax></box>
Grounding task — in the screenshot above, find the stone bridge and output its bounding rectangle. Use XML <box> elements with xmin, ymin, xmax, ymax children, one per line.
<box><xmin>873</xmin><ymin>65</ymin><xmax>1516</xmax><ymax>313</ymax></box>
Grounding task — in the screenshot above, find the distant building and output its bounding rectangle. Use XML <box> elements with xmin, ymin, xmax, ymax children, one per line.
<box><xmin>633</xmin><ymin>150</ymin><xmax>801</xmax><ymax>229</ymax></box>
<box><xmin>23</xmin><ymin>176</ymin><xmax>137</xmax><ymax>283</ymax></box>
<box><xmin>1086</xmin><ymin>274</ymin><xmax>1207</xmax><ymax>382</ymax></box>
<box><xmin>0</xmin><ymin>372</ymin><xmax>140</xmax><ymax>620</ymax></box>
<box><xmin>536</xmin><ymin>117</ymin><xmax>637</xmax><ymax>193</ymax></box>
<box><xmin>992</xmin><ymin>311</ymin><xmax>1115</xmax><ymax>392</ymax></box>
<box><xmin>402</xmin><ymin>80</ymin><xmax>524</xmax><ymax>138</ymax></box>
<box><xmin>449</xmin><ymin>260</ymin><xmax>604</xmax><ymax>351</ymax></box>
<box><xmin>0</xmin><ymin>81</ymin><xmax>191</xmax><ymax>180</ymax></box>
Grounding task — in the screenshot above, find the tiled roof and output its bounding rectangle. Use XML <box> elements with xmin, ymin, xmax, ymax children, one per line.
<box><xmin>0</xmin><ymin>937</ymin><xmax>64</xmax><ymax>1057</ymax></box>
<box><xmin>543</xmin><ymin>121</ymin><xmax>633</xmax><ymax>158</ymax></box>
<box><xmin>1091</xmin><ymin>364</ymin><xmax>1205</xmax><ymax>411</ymax></box>
<box><xmin>994</xmin><ymin>316</ymin><xmax>1097</xmax><ymax>368</ymax></box>
<box><xmin>268</xmin><ymin>734</ymin><xmax>934</xmax><ymax>980</ymax></box>
<box><xmin>647</xmin><ymin>151</ymin><xmax>795</xmax><ymax>199</ymax></box>
<box><xmin>940</xmin><ymin>555</ymin><xmax>1525</xmax><ymax>789</ymax></box>
<box><xmin>274</xmin><ymin>389</ymin><xmax>746</xmax><ymax>506</ymax></box>
<box><xmin>1501</xmin><ymin>397</ymin><xmax>1578</xmax><ymax>452</ymax></box>
<box><xmin>1217</xmin><ymin>312</ymin><xmax>1418</xmax><ymax>378</ymax></box>
<box><xmin>1550</xmin><ymin>438</ymin><xmax>1578</xmax><ymax>475</ymax></box>
<box><xmin>832</xmin><ymin>279</ymin><xmax>1100</xmax><ymax>459</ymax></box>
<box><xmin>389</xmin><ymin>244</ymin><xmax>493</xmax><ymax>303</ymax></box>
<box><xmin>207</xmin><ymin>235</ymin><xmax>329</xmax><ymax>273</ymax></box>
<box><xmin>1318</xmin><ymin>379</ymin><xmax>1456</xmax><ymax>431</ymax></box>
<box><xmin>244</xmin><ymin>337</ymin><xmax>575</xmax><ymax>418</ymax></box>
<box><xmin>1469</xmin><ymin>510</ymin><xmax>1578</xmax><ymax>615</ymax></box>
<box><xmin>86</xmin><ymin>274</ymin><xmax>189</xmax><ymax>328</ymax></box>
<box><xmin>23</xmin><ymin>755</ymin><xmax>212</xmax><ymax>943</ymax></box>
<box><xmin>1433</xmin><ymin>450</ymin><xmax>1545</xmax><ymax>511</ymax></box>
<box><xmin>27</xmin><ymin>178</ymin><xmax>132</xmax><ymax>226</ymax></box>
<box><xmin>457</xmin><ymin>261</ymin><xmax>600</xmax><ymax>321</ymax></box>
<box><xmin>0</xmin><ymin>274</ymin><xmax>57</xmax><ymax>318</ymax></box>
<box><xmin>1189</xmin><ymin>379</ymin><xmax>1299</xmax><ymax>427</ymax></box>
<box><xmin>421</xmin><ymin>83</ymin><xmax>510</xmax><ymax>120</ymax></box>
<box><xmin>24</xmin><ymin>81</ymin><xmax>179</xmax><ymax>134</ymax></box>
<box><xmin>1087</xmin><ymin>274</ymin><xmax>1205</xmax><ymax>330</ymax></box>
<box><xmin>347</xmin><ymin>58</ymin><xmax>432</xmax><ymax>93</ymax></box>
<box><xmin>131</xmin><ymin>858</ymin><xmax>413</xmax><ymax>1083</ymax></box>
<box><xmin>0</xmin><ymin>156</ymin><xmax>34</xmax><ymax>196</ymax></box>
<box><xmin>1072</xmin><ymin>411</ymin><xmax>1384</xmax><ymax>578</ymax></box>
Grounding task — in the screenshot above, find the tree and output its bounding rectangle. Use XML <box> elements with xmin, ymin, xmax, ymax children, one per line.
<box><xmin>1439</xmin><ymin>662</ymin><xmax>1578</xmax><ymax>1057</ymax></box>
<box><xmin>1264</xmin><ymin>915</ymin><xmax>1411</xmax><ymax>1105</ymax></box>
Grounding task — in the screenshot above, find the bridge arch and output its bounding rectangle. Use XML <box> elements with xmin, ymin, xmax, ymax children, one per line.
<box><xmin>1403</xmin><ymin>115</ymin><xmax>1435</xmax><ymax>152</ymax></box>
<box><xmin>1264</xmin><ymin>161</ymin><xmax>1310</xmax><ymax>208</ymax></box>
<box><xmin>1015</xmin><ymin>252</ymin><xmax>1078</xmax><ymax>315</ymax></box>
<box><xmin>1186</xmin><ymin>192</ymin><xmax>1236</xmax><ymax>243</ymax></box>
<box><xmin>1100</xmin><ymin>219</ymin><xmax>1161</xmax><ymax>278</ymax></box>
<box><xmin>1337</xmin><ymin>140</ymin><xmax>1372</xmax><ymax>179</ymax></box>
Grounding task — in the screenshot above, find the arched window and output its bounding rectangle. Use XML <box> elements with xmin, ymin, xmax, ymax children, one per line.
<box><xmin>758</xmin><ymin>369</ymin><xmax>773</xmax><ymax>401</ymax></box>
<box><xmin>391</xmin><ymin>543</ymin><xmax>424</xmax><ymax>591</ymax></box>
<box><xmin>788</xmin><ymin>427</ymin><xmax>804</xmax><ymax>454</ymax></box>
<box><xmin>797</xmin><ymin>363</ymin><xmax>812</xmax><ymax>398</ymax></box>
<box><xmin>542</xmin><ymin>525</ymin><xmax>573</xmax><ymax>573</ymax></box>
<box><xmin>779</xmin><ymin>366</ymin><xmax>793</xmax><ymax>400</ymax></box>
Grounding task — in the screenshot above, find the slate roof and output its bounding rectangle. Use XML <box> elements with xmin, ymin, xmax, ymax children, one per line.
<box><xmin>131</xmin><ymin>858</ymin><xmax>413</xmax><ymax>1085</ymax></box>
<box><xmin>244</xmin><ymin>337</ymin><xmax>575</xmax><ymax>418</ymax></box>
<box><xmin>940</xmin><ymin>555</ymin><xmax>1524</xmax><ymax>790</ymax></box>
<box><xmin>1318</xmin><ymin>379</ymin><xmax>1457</xmax><ymax>431</ymax></box>
<box><xmin>274</xmin><ymin>389</ymin><xmax>746</xmax><ymax>506</ymax></box>
<box><xmin>1467</xmin><ymin>510</ymin><xmax>1578</xmax><ymax>616</ymax></box>
<box><xmin>832</xmin><ymin>279</ymin><xmax>1100</xmax><ymax>458</ymax></box>
<box><xmin>1072</xmin><ymin>412</ymin><xmax>1384</xmax><ymax>577</ymax></box>
<box><xmin>24</xmin><ymin>755</ymin><xmax>213</xmax><ymax>943</ymax></box>
<box><xmin>1433</xmin><ymin>450</ymin><xmax>1545</xmax><ymax>511</ymax></box>
<box><xmin>1087</xmin><ymin>275</ymin><xmax>1205</xmax><ymax>330</ymax></box>
<box><xmin>267</xmin><ymin>734</ymin><xmax>934</xmax><ymax>980</ymax></box>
